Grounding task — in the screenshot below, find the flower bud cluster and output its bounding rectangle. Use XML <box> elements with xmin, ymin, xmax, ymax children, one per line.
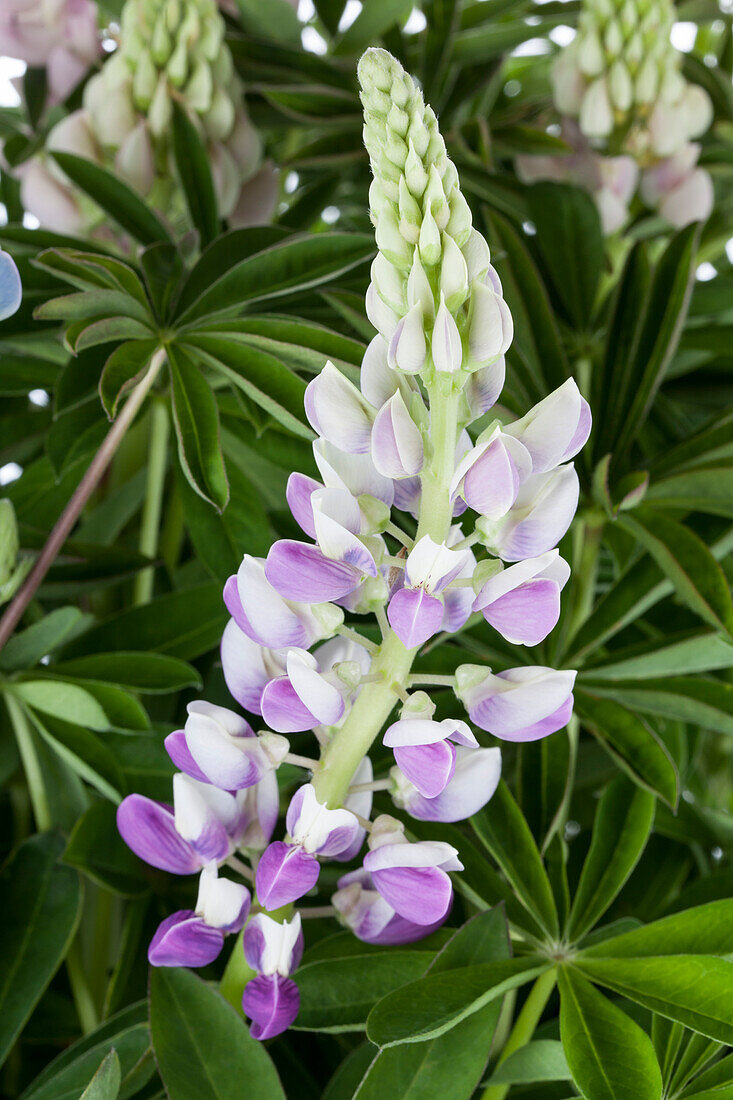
<box><xmin>519</xmin><ymin>0</ymin><xmax>714</xmax><ymax>231</ymax></box>
<box><xmin>16</xmin><ymin>0</ymin><xmax>276</xmax><ymax>237</ymax></box>
<box><xmin>117</xmin><ymin>48</ymin><xmax>590</xmax><ymax>1041</ymax></box>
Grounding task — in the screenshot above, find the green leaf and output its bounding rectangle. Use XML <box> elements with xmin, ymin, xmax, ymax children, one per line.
<box><xmin>176</xmin><ymin>232</ymin><xmax>373</xmax><ymax>324</ymax></box>
<box><xmin>99</xmin><ymin>339</ymin><xmax>159</xmax><ymax>419</ymax></box>
<box><xmin>471</xmin><ymin>780</ymin><xmax>559</xmax><ymax>939</ymax></box>
<box><xmin>333</xmin><ymin>0</ymin><xmax>413</xmax><ymax>52</ymax></box>
<box><xmin>28</xmin><ymin>709</ymin><xmax>124</xmax><ymax>801</ymax></box>
<box><xmin>526</xmin><ymin>181</ymin><xmax>604</xmax><ymax>330</ymax></box>
<box><xmin>149</xmin><ymin>966</ymin><xmax>285</xmax><ymax>1100</ymax></box>
<box><xmin>11</xmin><ymin>680</ymin><xmax>109</xmax><ymax>730</ymax></box>
<box><xmin>646</xmin><ymin>463</ymin><xmax>733</xmax><ymax>518</ymax></box>
<box><xmin>51</xmin><ymin>652</ymin><xmax>201</xmax><ymax>693</ymax></box>
<box><xmin>680</xmin><ymin>1053</ymin><xmax>733</xmax><ymax>1099</ymax></box>
<box><xmin>184</xmin><ymin>335</ymin><xmax>312</xmax><ymax>439</ymax></box>
<box><xmin>559</xmin><ymin>968</ymin><xmax>662</xmax><ymax>1100</ymax></box>
<box><xmin>619</xmin><ymin>508</ymin><xmax>733</xmax><ymax>636</ymax></box>
<box><xmin>168</xmin><ymin>344</ymin><xmax>229</xmax><ymax>511</ymax></box>
<box><xmin>366</xmin><ymin>957</ymin><xmax>547</xmax><ymax>1048</ymax></box>
<box><xmin>574</xmin><ymin>691</ymin><xmax>679</xmax><ymax>808</ymax></box>
<box><xmin>64</xmin><ymin>801</ymin><xmax>150</xmax><ymax>897</ymax></box>
<box><xmin>59</xmin><ymin>583</ymin><xmax>227</xmax><ymax>660</ymax></box>
<box><xmin>577</xmin><ymin>956</ymin><xmax>733</xmax><ymax>1044</ymax></box>
<box><xmin>613</xmin><ymin>225</ymin><xmax>699</xmax><ymax>463</ymax></box>
<box><xmin>19</xmin><ymin>1003</ymin><xmax>151</xmax><ymax>1100</ymax></box>
<box><xmin>581</xmin><ymin>631</ymin><xmax>733</xmax><ymax>680</ymax></box>
<box><xmin>0</xmin><ymin>607</ymin><xmax>86</xmax><ymax>672</ymax></box>
<box><xmin>486</xmin><ymin>1040</ymin><xmax>571</xmax><ymax>1085</ymax></box>
<box><xmin>78</xmin><ymin>1050</ymin><xmax>121</xmax><ymax>1100</ymax></box>
<box><xmin>50</xmin><ymin>152</ymin><xmax>172</xmax><ymax>245</ymax></box>
<box><xmin>579</xmin><ymin>899</ymin><xmax>733</xmax><ymax>959</ymax></box>
<box><xmin>567</xmin><ymin>776</ymin><xmax>655</xmax><ymax>941</ymax></box>
<box><xmin>355</xmin><ymin>909</ymin><xmax>510</xmax><ymax>1099</ymax></box>
<box><xmin>295</xmin><ymin>951</ymin><xmax>433</xmax><ymax>1032</ymax></box>
<box><xmin>0</xmin><ymin>833</ymin><xmax>82</xmax><ymax>1068</ymax></box>
<box><xmin>517</xmin><ymin>729</ymin><xmax>571</xmax><ymax>849</ymax></box>
<box><xmin>487</xmin><ymin>210</ymin><xmax>568</xmax><ymax>403</ymax></box>
<box><xmin>581</xmin><ymin>677</ymin><xmax>733</xmax><ymax>736</ymax></box>
<box><xmin>171</xmin><ymin>103</ymin><xmax>219</xmax><ymax>247</ymax></box>
<box><xmin>174</xmin><ymin>227</ymin><xmax>288</xmax><ymax>317</ymax></box>
<box><xmin>234</xmin><ymin>0</ymin><xmax>302</xmax><ymax>41</ymax></box>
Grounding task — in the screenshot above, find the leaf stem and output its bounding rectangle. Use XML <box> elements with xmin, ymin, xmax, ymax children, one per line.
<box><xmin>133</xmin><ymin>396</ymin><xmax>169</xmax><ymax>606</ymax></box>
<box><xmin>0</xmin><ymin>347</ymin><xmax>167</xmax><ymax>652</ymax></box>
<box><xmin>481</xmin><ymin>968</ymin><xmax>557</xmax><ymax>1100</ymax></box>
<box><xmin>67</xmin><ymin>939</ymin><xmax>99</xmax><ymax>1034</ymax></box>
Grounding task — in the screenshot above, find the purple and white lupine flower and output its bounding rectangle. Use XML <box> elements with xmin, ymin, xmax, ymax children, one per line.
<box><xmin>117</xmin><ymin>47</ymin><xmax>589</xmax><ymax>1042</ymax></box>
<box><xmin>0</xmin><ymin>251</ymin><xmax>22</xmax><ymax>322</ymax></box>
<box><xmin>390</xmin><ymin>745</ymin><xmax>502</xmax><ymax>822</ymax></box>
<box><xmin>242</xmin><ymin>914</ymin><xmax>303</xmax><ymax>1039</ymax></box>
<box><xmin>148</xmin><ymin>862</ymin><xmax>251</xmax><ymax>967</ymax></box>
<box><xmin>255</xmin><ymin>785</ymin><xmax>360</xmax><ymax>910</ymax></box>
<box><xmin>333</xmin><ymin>867</ymin><xmax>446</xmax><ymax>944</ymax></box>
<box><xmin>362</xmin><ymin>815</ymin><xmax>463</xmax><ymax>925</ymax></box>
<box><xmin>456</xmin><ymin>665</ymin><xmax>577</xmax><ymax>742</ymax></box>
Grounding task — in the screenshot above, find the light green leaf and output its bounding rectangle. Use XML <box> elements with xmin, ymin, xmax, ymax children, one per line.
<box><xmin>0</xmin><ymin>607</ymin><xmax>86</xmax><ymax>672</ymax></box>
<box><xmin>487</xmin><ymin>1040</ymin><xmax>571</xmax><ymax>1085</ymax></box>
<box><xmin>559</xmin><ymin>968</ymin><xmax>662</xmax><ymax>1100</ymax></box>
<box><xmin>580</xmin><ymin>678</ymin><xmax>733</xmax><ymax>737</ymax></box>
<box><xmin>50</xmin><ymin>652</ymin><xmax>201</xmax><ymax>693</ymax></box>
<box><xmin>78</xmin><ymin>1050</ymin><xmax>121</xmax><ymax>1100</ymax></box>
<box><xmin>579</xmin><ymin>899</ymin><xmax>733</xmax><ymax>959</ymax></box>
<box><xmin>577</xmin><ymin>956</ymin><xmax>733</xmax><ymax>1043</ymax></box>
<box><xmin>11</xmin><ymin>680</ymin><xmax>109</xmax><ymax>730</ymax></box>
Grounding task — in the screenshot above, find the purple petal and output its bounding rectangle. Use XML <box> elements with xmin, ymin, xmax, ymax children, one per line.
<box><xmin>394</xmin><ymin>741</ymin><xmax>457</xmax><ymax>798</ymax></box>
<box><xmin>148</xmin><ymin>911</ymin><xmax>224</xmax><ymax>967</ymax></box>
<box><xmin>286</xmin><ymin>473</ymin><xmax>321</xmax><ymax>539</ymax></box>
<box><xmin>398</xmin><ymin>746</ymin><xmax>502</xmax><ymax>823</ymax></box>
<box><xmin>256</xmin><ymin>842</ymin><xmax>320</xmax><ymax>910</ymax></box>
<box><xmin>266</xmin><ymin>540</ymin><xmax>362</xmax><ymax>602</ymax></box>
<box><xmin>117</xmin><ymin>795</ymin><xmax>200</xmax><ymax>875</ymax></box>
<box><xmin>243</xmin><ymin>974</ymin><xmax>300</xmax><ymax>1040</ymax></box>
<box><xmin>487</xmin><ymin>694</ymin><xmax>574</xmax><ymax>742</ymax></box>
<box><xmin>483</xmin><ymin>578</ymin><xmax>561</xmax><ymax>646</ymax></box>
<box><xmin>388</xmin><ymin>587</ymin><xmax>444</xmax><ymax>648</ymax></box>
<box><xmin>370</xmin><ymin>865</ymin><xmax>453</xmax><ymax>925</ymax></box>
<box><xmin>261</xmin><ymin>677</ymin><xmax>322</xmax><ymax>733</ymax></box>
<box><xmin>463</xmin><ymin>439</ymin><xmax>521</xmax><ymax>518</ymax></box>
<box><xmin>164</xmin><ymin>731</ymin><xmax>210</xmax><ymax>783</ymax></box>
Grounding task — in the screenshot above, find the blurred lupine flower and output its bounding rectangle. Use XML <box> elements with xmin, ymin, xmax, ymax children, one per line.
<box><xmin>518</xmin><ymin>0</ymin><xmax>713</xmax><ymax>230</ymax></box>
<box><xmin>118</xmin><ymin>46</ymin><xmax>588</xmax><ymax>1042</ymax></box>
<box><xmin>0</xmin><ymin>0</ymin><xmax>99</xmax><ymax>103</ymax></box>
<box><xmin>19</xmin><ymin>0</ymin><xmax>275</xmax><ymax>236</ymax></box>
<box><xmin>0</xmin><ymin>250</ymin><xmax>22</xmax><ymax>323</ymax></box>
<box><xmin>242</xmin><ymin>914</ymin><xmax>303</xmax><ymax>1039</ymax></box>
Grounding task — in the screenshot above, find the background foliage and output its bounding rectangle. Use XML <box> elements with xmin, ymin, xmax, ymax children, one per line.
<box><xmin>0</xmin><ymin>1</ymin><xmax>732</xmax><ymax>1098</ymax></box>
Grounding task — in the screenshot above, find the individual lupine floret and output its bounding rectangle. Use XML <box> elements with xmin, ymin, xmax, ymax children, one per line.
<box><xmin>390</xmin><ymin>745</ymin><xmax>502</xmax><ymax>823</ymax></box>
<box><xmin>362</xmin><ymin>815</ymin><xmax>463</xmax><ymax>925</ymax></box>
<box><xmin>0</xmin><ymin>0</ymin><xmax>99</xmax><ymax>104</ymax></box>
<box><xmin>148</xmin><ymin>861</ymin><xmax>250</xmax><ymax>966</ymax></box>
<box><xmin>456</xmin><ymin>665</ymin><xmax>577</xmax><ymax>742</ymax></box>
<box><xmin>384</xmin><ymin>714</ymin><xmax>478</xmax><ymax>797</ymax></box>
<box><xmin>472</xmin><ymin>550</ymin><xmax>571</xmax><ymax>646</ymax></box>
<box><xmin>333</xmin><ymin>867</ymin><xmax>447</xmax><ymax>945</ymax></box>
<box><xmin>256</xmin><ymin>785</ymin><xmax>360</xmax><ymax>910</ymax></box>
<box><xmin>165</xmin><ymin>701</ymin><xmax>289</xmax><ymax>790</ymax></box>
<box><xmin>242</xmin><ymin>914</ymin><xmax>303</xmax><ymax>1039</ymax></box>
<box><xmin>476</xmin><ymin>465</ymin><xmax>580</xmax><ymax>561</ymax></box>
<box><xmin>387</xmin><ymin>535</ymin><xmax>472</xmax><ymax>648</ymax></box>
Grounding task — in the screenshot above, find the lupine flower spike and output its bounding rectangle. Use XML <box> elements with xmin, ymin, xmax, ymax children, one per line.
<box><xmin>517</xmin><ymin>0</ymin><xmax>713</xmax><ymax>231</ymax></box>
<box><xmin>117</xmin><ymin>47</ymin><xmax>590</xmax><ymax>1040</ymax></box>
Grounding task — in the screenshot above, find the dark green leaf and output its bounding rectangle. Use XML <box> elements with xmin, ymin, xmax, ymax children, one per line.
<box><xmin>0</xmin><ymin>833</ymin><xmax>82</xmax><ymax>1068</ymax></box>
<box><xmin>355</xmin><ymin>909</ymin><xmax>510</xmax><ymax>1099</ymax></box>
<box><xmin>168</xmin><ymin>344</ymin><xmax>229</xmax><ymax>511</ymax></box>
<box><xmin>333</xmin><ymin>0</ymin><xmax>413</xmax><ymax>52</ymax></box>
<box><xmin>567</xmin><ymin>776</ymin><xmax>655</xmax><ymax>941</ymax></box>
<box><xmin>150</xmin><ymin>966</ymin><xmax>285</xmax><ymax>1100</ymax></box>
<box><xmin>579</xmin><ymin>899</ymin><xmax>733</xmax><ymax>959</ymax></box>
<box><xmin>574</xmin><ymin>691</ymin><xmax>679</xmax><ymax>808</ymax></box>
<box><xmin>619</xmin><ymin>508</ymin><xmax>733</xmax><ymax>636</ymax></box>
<box><xmin>64</xmin><ymin>801</ymin><xmax>150</xmax><ymax>897</ymax></box>
<box><xmin>526</xmin><ymin>181</ymin><xmax>604</xmax><ymax>330</ymax></box>
<box><xmin>646</xmin><ymin>463</ymin><xmax>733</xmax><ymax>518</ymax></box>
<box><xmin>171</xmin><ymin>103</ymin><xmax>219</xmax><ymax>246</ymax></box>
<box><xmin>51</xmin><ymin>652</ymin><xmax>200</xmax><ymax>693</ymax></box>
<box><xmin>0</xmin><ymin>607</ymin><xmax>87</xmax><ymax>672</ymax></box>
<box><xmin>50</xmin><ymin>153</ymin><xmax>172</xmax><ymax>245</ymax></box>
<box><xmin>582</xmin><ymin>677</ymin><xmax>733</xmax><ymax>736</ymax></box>
<box><xmin>559</xmin><ymin>968</ymin><xmax>662</xmax><ymax>1100</ymax></box>
<box><xmin>295</xmin><ymin>951</ymin><xmax>432</xmax><ymax>1032</ymax></box>
<box><xmin>471</xmin><ymin>780</ymin><xmax>559</xmax><ymax>939</ymax></box>
<box><xmin>99</xmin><ymin>340</ymin><xmax>159</xmax><ymax>419</ymax></box>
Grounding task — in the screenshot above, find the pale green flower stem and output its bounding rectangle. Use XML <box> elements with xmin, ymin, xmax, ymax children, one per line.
<box><xmin>312</xmin><ymin>377</ymin><xmax>461</xmax><ymax>810</ymax></box>
<box><xmin>480</xmin><ymin>968</ymin><xmax>558</xmax><ymax>1100</ymax></box>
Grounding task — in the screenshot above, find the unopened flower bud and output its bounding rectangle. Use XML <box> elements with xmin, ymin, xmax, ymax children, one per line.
<box><xmin>431</xmin><ymin>294</ymin><xmax>463</xmax><ymax>374</ymax></box>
